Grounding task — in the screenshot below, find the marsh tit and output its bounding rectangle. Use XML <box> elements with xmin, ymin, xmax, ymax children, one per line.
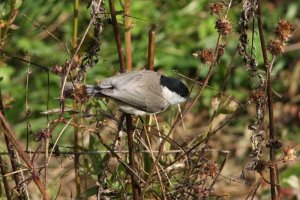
<box><xmin>64</xmin><ymin>70</ymin><xmax>189</xmax><ymax>115</ymax></box>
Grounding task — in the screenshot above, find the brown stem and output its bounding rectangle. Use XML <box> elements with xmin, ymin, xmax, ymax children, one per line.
<box><xmin>125</xmin><ymin>0</ymin><xmax>132</xmax><ymax>71</ymax></box>
<box><xmin>108</xmin><ymin>0</ymin><xmax>126</xmax><ymax>73</ymax></box>
<box><xmin>257</xmin><ymin>1</ymin><xmax>278</xmax><ymax>199</ymax></box>
<box><xmin>73</xmin><ymin>0</ymin><xmax>80</xmax><ymax>197</ymax></box>
<box><xmin>74</xmin><ymin>107</ymin><xmax>81</xmax><ymax>197</ymax></box>
<box><xmin>147</xmin><ymin>25</ymin><xmax>156</xmax><ymax>71</ymax></box>
<box><xmin>108</xmin><ymin>1</ymin><xmax>140</xmax><ymax>199</ymax></box>
<box><xmin>126</xmin><ymin>114</ymin><xmax>141</xmax><ymax>199</ymax></box>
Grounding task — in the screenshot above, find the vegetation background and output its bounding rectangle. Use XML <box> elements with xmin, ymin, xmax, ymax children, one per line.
<box><xmin>0</xmin><ymin>0</ymin><xmax>299</xmax><ymax>199</ymax></box>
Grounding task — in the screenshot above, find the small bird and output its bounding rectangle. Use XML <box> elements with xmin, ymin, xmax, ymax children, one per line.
<box><xmin>64</xmin><ymin>70</ymin><xmax>189</xmax><ymax>115</ymax></box>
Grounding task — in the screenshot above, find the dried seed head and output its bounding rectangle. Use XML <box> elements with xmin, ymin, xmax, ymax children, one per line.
<box><xmin>193</xmin><ymin>49</ymin><xmax>214</xmax><ymax>65</ymax></box>
<box><xmin>282</xmin><ymin>147</ymin><xmax>296</xmax><ymax>162</ymax></box>
<box><xmin>209</xmin><ymin>3</ymin><xmax>223</xmax><ymax>16</ymax></box>
<box><xmin>208</xmin><ymin>163</ymin><xmax>219</xmax><ymax>178</ymax></box>
<box><xmin>267</xmin><ymin>39</ymin><xmax>285</xmax><ymax>55</ymax></box>
<box><xmin>72</xmin><ymin>84</ymin><xmax>88</xmax><ymax>104</ymax></box>
<box><xmin>274</xmin><ymin>19</ymin><xmax>296</xmax><ymax>42</ymax></box>
<box><xmin>215</xmin><ymin>17</ymin><xmax>232</xmax><ymax>36</ymax></box>
<box><xmin>35</xmin><ymin>129</ymin><xmax>50</xmax><ymax>142</ymax></box>
<box><xmin>51</xmin><ymin>60</ymin><xmax>79</xmax><ymax>77</ymax></box>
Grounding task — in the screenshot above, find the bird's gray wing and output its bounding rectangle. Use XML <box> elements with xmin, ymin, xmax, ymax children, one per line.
<box><xmin>98</xmin><ymin>71</ymin><xmax>143</xmax><ymax>89</ymax></box>
<box><xmin>100</xmin><ymin>71</ymin><xmax>168</xmax><ymax>113</ymax></box>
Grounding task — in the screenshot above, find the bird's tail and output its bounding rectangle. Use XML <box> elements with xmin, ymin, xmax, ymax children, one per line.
<box><xmin>63</xmin><ymin>82</ymin><xmax>102</xmax><ymax>98</ymax></box>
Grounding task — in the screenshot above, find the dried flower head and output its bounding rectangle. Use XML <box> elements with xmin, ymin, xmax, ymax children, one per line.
<box><xmin>215</xmin><ymin>17</ymin><xmax>232</xmax><ymax>36</ymax></box>
<box><xmin>282</xmin><ymin>147</ymin><xmax>296</xmax><ymax>163</ymax></box>
<box><xmin>274</xmin><ymin>19</ymin><xmax>296</xmax><ymax>42</ymax></box>
<box><xmin>205</xmin><ymin>161</ymin><xmax>218</xmax><ymax>178</ymax></box>
<box><xmin>267</xmin><ymin>39</ymin><xmax>285</xmax><ymax>55</ymax></box>
<box><xmin>193</xmin><ymin>49</ymin><xmax>214</xmax><ymax>65</ymax></box>
<box><xmin>209</xmin><ymin>3</ymin><xmax>223</xmax><ymax>16</ymax></box>
<box><xmin>72</xmin><ymin>84</ymin><xmax>88</xmax><ymax>104</ymax></box>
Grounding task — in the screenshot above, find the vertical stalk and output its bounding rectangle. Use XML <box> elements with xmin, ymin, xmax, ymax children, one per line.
<box><xmin>125</xmin><ymin>0</ymin><xmax>132</xmax><ymax>71</ymax></box>
<box><xmin>147</xmin><ymin>26</ymin><xmax>156</xmax><ymax>71</ymax></box>
<box><xmin>73</xmin><ymin>0</ymin><xmax>79</xmax><ymax>49</ymax></box>
<box><xmin>108</xmin><ymin>1</ymin><xmax>140</xmax><ymax>199</ymax></box>
<box><xmin>126</xmin><ymin>114</ymin><xmax>141</xmax><ymax>199</ymax></box>
<box><xmin>145</xmin><ymin>24</ymin><xmax>155</xmax><ymax>186</ymax></box>
<box><xmin>44</xmin><ymin>72</ymin><xmax>50</xmax><ymax>190</ymax></box>
<box><xmin>108</xmin><ymin>0</ymin><xmax>126</xmax><ymax>73</ymax></box>
<box><xmin>257</xmin><ymin>1</ymin><xmax>278</xmax><ymax>199</ymax></box>
<box><xmin>73</xmin><ymin>0</ymin><xmax>80</xmax><ymax>197</ymax></box>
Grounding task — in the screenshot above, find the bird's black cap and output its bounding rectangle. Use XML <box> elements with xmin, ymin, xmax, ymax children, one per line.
<box><xmin>160</xmin><ymin>75</ymin><xmax>189</xmax><ymax>98</ymax></box>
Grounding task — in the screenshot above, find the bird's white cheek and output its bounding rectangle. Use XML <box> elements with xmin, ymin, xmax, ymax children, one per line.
<box><xmin>161</xmin><ymin>86</ymin><xmax>186</xmax><ymax>105</ymax></box>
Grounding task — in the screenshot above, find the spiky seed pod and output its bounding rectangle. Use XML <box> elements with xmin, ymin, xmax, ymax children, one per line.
<box><xmin>267</xmin><ymin>39</ymin><xmax>285</xmax><ymax>55</ymax></box>
<box><xmin>215</xmin><ymin>17</ymin><xmax>232</xmax><ymax>36</ymax></box>
<box><xmin>209</xmin><ymin>3</ymin><xmax>223</xmax><ymax>16</ymax></box>
<box><xmin>274</xmin><ymin>19</ymin><xmax>296</xmax><ymax>42</ymax></box>
<box><xmin>193</xmin><ymin>49</ymin><xmax>214</xmax><ymax>65</ymax></box>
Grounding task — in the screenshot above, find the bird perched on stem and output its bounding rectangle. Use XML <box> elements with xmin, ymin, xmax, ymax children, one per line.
<box><xmin>64</xmin><ymin>70</ymin><xmax>189</xmax><ymax>115</ymax></box>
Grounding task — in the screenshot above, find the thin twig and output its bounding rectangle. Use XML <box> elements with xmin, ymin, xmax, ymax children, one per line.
<box><xmin>22</xmin><ymin>14</ymin><xmax>71</xmax><ymax>55</ymax></box>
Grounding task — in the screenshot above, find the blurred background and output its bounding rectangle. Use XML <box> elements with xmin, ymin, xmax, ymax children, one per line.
<box><xmin>0</xmin><ymin>0</ymin><xmax>299</xmax><ymax>199</ymax></box>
